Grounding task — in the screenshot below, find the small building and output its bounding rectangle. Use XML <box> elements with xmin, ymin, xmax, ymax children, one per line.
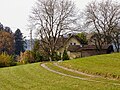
<box><xmin>56</xmin><ymin>35</ymin><xmax>83</xmax><ymax>56</ymax></box>
<box><xmin>67</xmin><ymin>45</ymin><xmax>108</xmax><ymax>59</ymax></box>
<box><xmin>56</xmin><ymin>35</ymin><xmax>108</xmax><ymax>59</ymax></box>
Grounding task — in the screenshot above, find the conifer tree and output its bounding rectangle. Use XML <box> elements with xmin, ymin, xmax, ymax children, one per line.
<box><xmin>62</xmin><ymin>50</ymin><xmax>69</xmax><ymax>60</ymax></box>
<box><xmin>14</xmin><ymin>29</ymin><xmax>25</xmax><ymax>55</ymax></box>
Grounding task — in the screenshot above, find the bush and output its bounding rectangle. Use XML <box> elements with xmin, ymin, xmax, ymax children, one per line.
<box><xmin>53</xmin><ymin>52</ymin><xmax>61</xmax><ymax>61</ymax></box>
<box><xmin>34</xmin><ymin>51</ymin><xmax>43</xmax><ymax>62</ymax></box>
<box><xmin>62</xmin><ymin>50</ymin><xmax>69</xmax><ymax>60</ymax></box>
<box><xmin>42</xmin><ymin>55</ymin><xmax>49</xmax><ymax>61</ymax></box>
<box><xmin>18</xmin><ymin>51</ymin><xmax>35</xmax><ymax>64</ymax></box>
<box><xmin>18</xmin><ymin>50</ymin><xmax>43</xmax><ymax>64</ymax></box>
<box><xmin>0</xmin><ymin>52</ymin><xmax>16</xmax><ymax>67</ymax></box>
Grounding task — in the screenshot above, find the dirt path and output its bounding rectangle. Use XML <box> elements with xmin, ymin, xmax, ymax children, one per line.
<box><xmin>54</xmin><ymin>63</ymin><xmax>100</xmax><ymax>78</ymax></box>
<box><xmin>54</xmin><ymin>62</ymin><xmax>120</xmax><ymax>81</ymax></box>
<box><xmin>41</xmin><ymin>63</ymin><xmax>120</xmax><ymax>86</ymax></box>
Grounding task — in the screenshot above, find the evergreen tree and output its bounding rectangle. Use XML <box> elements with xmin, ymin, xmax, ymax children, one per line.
<box><xmin>62</xmin><ymin>50</ymin><xmax>69</xmax><ymax>60</ymax></box>
<box><xmin>14</xmin><ymin>29</ymin><xmax>25</xmax><ymax>55</ymax></box>
<box><xmin>0</xmin><ymin>23</ymin><xmax>3</xmax><ymax>30</ymax></box>
<box><xmin>4</xmin><ymin>27</ymin><xmax>12</xmax><ymax>33</ymax></box>
<box><xmin>77</xmin><ymin>33</ymin><xmax>88</xmax><ymax>45</ymax></box>
<box><xmin>32</xmin><ymin>39</ymin><xmax>43</xmax><ymax>62</ymax></box>
<box><xmin>33</xmin><ymin>39</ymin><xmax>40</xmax><ymax>52</ymax></box>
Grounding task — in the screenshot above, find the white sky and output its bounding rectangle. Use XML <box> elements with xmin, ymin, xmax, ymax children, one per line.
<box><xmin>0</xmin><ymin>0</ymin><xmax>119</xmax><ymax>39</ymax></box>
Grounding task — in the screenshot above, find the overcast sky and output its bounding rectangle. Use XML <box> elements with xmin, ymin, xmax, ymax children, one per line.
<box><xmin>0</xmin><ymin>0</ymin><xmax>119</xmax><ymax>39</ymax></box>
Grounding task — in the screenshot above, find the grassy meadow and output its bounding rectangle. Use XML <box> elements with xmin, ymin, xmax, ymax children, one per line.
<box><xmin>0</xmin><ymin>53</ymin><xmax>120</xmax><ymax>89</ymax></box>
<box><xmin>59</xmin><ymin>53</ymin><xmax>120</xmax><ymax>79</ymax></box>
<box><xmin>0</xmin><ymin>62</ymin><xmax>119</xmax><ymax>90</ymax></box>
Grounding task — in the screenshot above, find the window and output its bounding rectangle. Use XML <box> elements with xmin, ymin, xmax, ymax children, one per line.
<box><xmin>74</xmin><ymin>43</ymin><xmax>76</xmax><ymax>45</ymax></box>
<box><xmin>70</xmin><ymin>43</ymin><xmax>72</xmax><ymax>45</ymax></box>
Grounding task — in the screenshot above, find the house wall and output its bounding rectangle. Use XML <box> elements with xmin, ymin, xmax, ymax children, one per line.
<box><xmin>81</xmin><ymin>50</ymin><xmax>98</xmax><ymax>57</ymax></box>
<box><xmin>65</xmin><ymin>38</ymin><xmax>81</xmax><ymax>48</ymax></box>
<box><xmin>68</xmin><ymin>49</ymin><xmax>107</xmax><ymax>59</ymax></box>
<box><xmin>57</xmin><ymin>37</ymin><xmax>81</xmax><ymax>56</ymax></box>
<box><xmin>67</xmin><ymin>51</ymin><xmax>81</xmax><ymax>59</ymax></box>
<box><xmin>82</xmin><ymin>50</ymin><xmax>107</xmax><ymax>57</ymax></box>
<box><xmin>57</xmin><ymin>47</ymin><xmax>65</xmax><ymax>55</ymax></box>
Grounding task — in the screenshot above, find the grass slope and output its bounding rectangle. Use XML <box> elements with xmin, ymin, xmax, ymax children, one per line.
<box><xmin>46</xmin><ymin>63</ymin><xmax>120</xmax><ymax>84</ymax></box>
<box><xmin>59</xmin><ymin>53</ymin><xmax>120</xmax><ymax>79</ymax></box>
<box><xmin>0</xmin><ymin>63</ymin><xmax>120</xmax><ymax>90</ymax></box>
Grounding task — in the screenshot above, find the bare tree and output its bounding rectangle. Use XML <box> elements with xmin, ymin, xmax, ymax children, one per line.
<box><xmin>29</xmin><ymin>0</ymin><xmax>77</xmax><ymax>61</ymax></box>
<box><xmin>84</xmin><ymin>0</ymin><xmax>120</xmax><ymax>52</ymax></box>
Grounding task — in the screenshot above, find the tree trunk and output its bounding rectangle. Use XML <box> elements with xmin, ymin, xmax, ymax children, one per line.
<box><xmin>49</xmin><ymin>57</ymin><xmax>52</xmax><ymax>62</ymax></box>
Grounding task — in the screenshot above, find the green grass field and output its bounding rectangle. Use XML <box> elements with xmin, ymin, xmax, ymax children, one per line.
<box><xmin>0</xmin><ymin>62</ymin><xmax>120</xmax><ymax>90</ymax></box>
<box><xmin>0</xmin><ymin>53</ymin><xmax>120</xmax><ymax>90</ymax></box>
<box><xmin>59</xmin><ymin>53</ymin><xmax>120</xmax><ymax>79</ymax></box>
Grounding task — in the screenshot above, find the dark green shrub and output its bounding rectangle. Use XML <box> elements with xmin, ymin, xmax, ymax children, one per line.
<box><xmin>56</xmin><ymin>53</ymin><xmax>61</xmax><ymax>61</ymax></box>
<box><xmin>62</xmin><ymin>50</ymin><xmax>69</xmax><ymax>60</ymax></box>
<box><xmin>42</xmin><ymin>55</ymin><xmax>49</xmax><ymax>61</ymax></box>
<box><xmin>35</xmin><ymin>51</ymin><xmax>43</xmax><ymax>62</ymax></box>
<box><xmin>52</xmin><ymin>52</ymin><xmax>61</xmax><ymax>61</ymax></box>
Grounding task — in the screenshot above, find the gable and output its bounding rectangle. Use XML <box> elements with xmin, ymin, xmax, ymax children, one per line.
<box><xmin>65</xmin><ymin>37</ymin><xmax>81</xmax><ymax>47</ymax></box>
<box><xmin>57</xmin><ymin>35</ymin><xmax>82</xmax><ymax>52</ymax></box>
<box><xmin>57</xmin><ymin>36</ymin><xmax>82</xmax><ymax>53</ymax></box>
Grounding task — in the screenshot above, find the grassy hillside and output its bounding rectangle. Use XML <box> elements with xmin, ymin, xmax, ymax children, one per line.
<box><xmin>0</xmin><ymin>62</ymin><xmax>120</xmax><ymax>90</ymax></box>
<box><xmin>59</xmin><ymin>53</ymin><xmax>120</xmax><ymax>79</ymax></box>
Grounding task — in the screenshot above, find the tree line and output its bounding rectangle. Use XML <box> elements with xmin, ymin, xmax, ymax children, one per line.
<box><xmin>0</xmin><ymin>23</ymin><xmax>25</xmax><ymax>55</ymax></box>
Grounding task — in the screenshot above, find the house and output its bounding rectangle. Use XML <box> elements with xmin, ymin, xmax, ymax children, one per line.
<box><xmin>38</xmin><ymin>33</ymin><xmax>109</xmax><ymax>60</ymax></box>
<box><xmin>56</xmin><ymin>35</ymin><xmax>83</xmax><ymax>55</ymax></box>
<box><xmin>56</xmin><ymin>35</ymin><xmax>108</xmax><ymax>59</ymax></box>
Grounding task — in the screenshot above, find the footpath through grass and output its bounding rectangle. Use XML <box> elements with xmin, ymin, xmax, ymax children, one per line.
<box><xmin>0</xmin><ymin>62</ymin><xmax>120</xmax><ymax>90</ymax></box>
<box><xmin>46</xmin><ymin>62</ymin><xmax>120</xmax><ymax>85</ymax></box>
<box><xmin>58</xmin><ymin>53</ymin><xmax>120</xmax><ymax>80</ymax></box>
